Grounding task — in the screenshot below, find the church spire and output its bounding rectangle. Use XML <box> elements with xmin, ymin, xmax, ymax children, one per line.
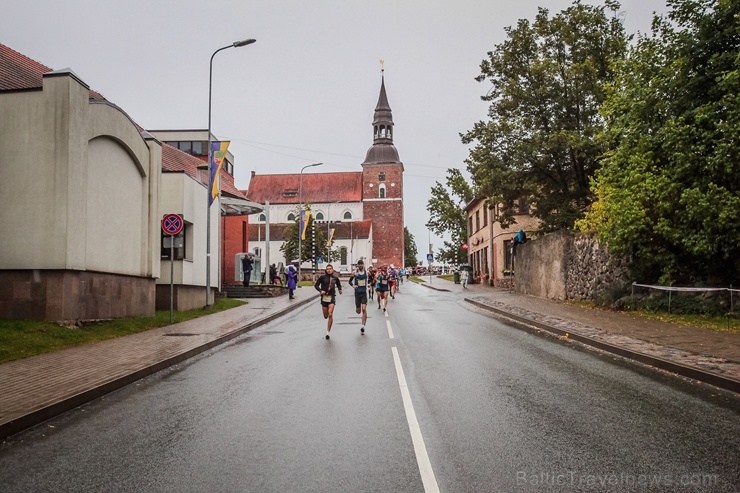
<box><xmin>362</xmin><ymin>64</ymin><xmax>401</xmax><ymax>165</ymax></box>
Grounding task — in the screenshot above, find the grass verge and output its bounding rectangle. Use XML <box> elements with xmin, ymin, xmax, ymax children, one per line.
<box><xmin>0</xmin><ymin>297</ymin><xmax>246</xmax><ymax>364</ymax></box>
<box><xmin>569</xmin><ymin>300</ymin><xmax>740</xmax><ymax>334</ymax></box>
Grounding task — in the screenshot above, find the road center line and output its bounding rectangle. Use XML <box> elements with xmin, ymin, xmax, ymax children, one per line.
<box><xmin>387</xmin><ymin>320</ymin><xmax>395</xmax><ymax>339</ymax></box>
<box><xmin>391</xmin><ymin>347</ymin><xmax>441</xmax><ymax>493</ymax></box>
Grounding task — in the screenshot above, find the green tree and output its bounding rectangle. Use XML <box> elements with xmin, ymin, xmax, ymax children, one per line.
<box><xmin>462</xmin><ymin>0</ymin><xmax>628</xmax><ymax>231</ymax></box>
<box><xmin>426</xmin><ymin>168</ymin><xmax>474</xmax><ymax>264</ymax></box>
<box><xmin>280</xmin><ymin>206</ymin><xmax>330</xmax><ymax>267</ymax></box>
<box><xmin>580</xmin><ymin>0</ymin><xmax>740</xmax><ymax>284</ymax></box>
<box><xmin>404</xmin><ymin>227</ymin><xmax>418</xmax><ymax>267</ymax></box>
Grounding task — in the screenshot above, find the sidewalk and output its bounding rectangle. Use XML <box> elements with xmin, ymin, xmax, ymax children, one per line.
<box><xmin>0</xmin><ymin>287</ymin><xmax>317</xmax><ymax>440</ymax></box>
<box><xmin>424</xmin><ymin>277</ymin><xmax>740</xmax><ymax>394</ymax></box>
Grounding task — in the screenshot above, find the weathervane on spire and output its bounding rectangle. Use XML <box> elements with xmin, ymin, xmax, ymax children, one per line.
<box><xmin>380</xmin><ymin>59</ymin><xmax>384</xmax><ymax>73</ymax></box>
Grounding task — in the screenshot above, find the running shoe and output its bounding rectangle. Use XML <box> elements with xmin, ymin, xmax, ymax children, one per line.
<box><xmin>361</xmin><ymin>327</ymin><xmax>365</xmax><ymax>334</ymax></box>
<box><xmin>325</xmin><ymin>334</ymin><xmax>330</xmax><ymax>340</ymax></box>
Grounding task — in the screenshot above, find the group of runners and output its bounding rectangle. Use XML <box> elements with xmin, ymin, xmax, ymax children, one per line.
<box><xmin>313</xmin><ymin>261</ymin><xmax>405</xmax><ymax>340</ymax></box>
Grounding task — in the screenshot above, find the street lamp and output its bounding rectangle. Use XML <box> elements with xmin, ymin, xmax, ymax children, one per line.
<box><xmin>206</xmin><ymin>38</ymin><xmax>256</xmax><ymax>306</ymax></box>
<box><xmin>298</xmin><ymin>162</ymin><xmax>323</xmax><ymax>279</ymax></box>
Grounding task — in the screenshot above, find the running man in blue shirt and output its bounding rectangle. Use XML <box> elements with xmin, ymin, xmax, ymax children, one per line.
<box><xmin>348</xmin><ymin>259</ymin><xmax>369</xmax><ymax>334</ymax></box>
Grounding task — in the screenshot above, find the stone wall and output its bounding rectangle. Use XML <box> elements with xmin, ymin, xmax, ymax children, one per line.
<box><xmin>516</xmin><ymin>231</ymin><xmax>569</xmax><ymax>300</ymax></box>
<box><xmin>515</xmin><ymin>231</ymin><xmax>629</xmax><ymax>301</ymax></box>
<box><xmin>565</xmin><ymin>233</ymin><xmax>630</xmax><ymax>300</ymax></box>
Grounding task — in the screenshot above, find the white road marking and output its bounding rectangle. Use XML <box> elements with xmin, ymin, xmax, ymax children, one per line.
<box><xmin>387</xmin><ymin>320</ymin><xmax>395</xmax><ymax>339</ymax></box>
<box><xmin>391</xmin><ymin>347</ymin><xmax>441</xmax><ymax>493</ymax></box>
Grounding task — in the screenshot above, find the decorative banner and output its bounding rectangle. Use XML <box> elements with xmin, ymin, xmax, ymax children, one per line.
<box><xmin>300</xmin><ymin>209</ymin><xmax>311</xmax><ymax>240</ymax></box>
<box><xmin>326</xmin><ymin>227</ymin><xmax>335</xmax><ymax>247</ymax></box>
<box><xmin>208</xmin><ymin>141</ymin><xmax>230</xmax><ymax>206</ymax></box>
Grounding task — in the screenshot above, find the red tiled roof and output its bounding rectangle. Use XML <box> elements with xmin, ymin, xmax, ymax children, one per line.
<box><xmin>0</xmin><ymin>43</ymin><xmax>50</xmax><ymax>91</ymax></box>
<box><xmin>0</xmin><ymin>43</ymin><xmax>107</xmax><ymax>101</ymax></box>
<box><xmin>162</xmin><ymin>144</ymin><xmax>246</xmax><ymax>199</ymax></box>
<box><xmin>245</xmin><ymin>172</ymin><xmax>363</xmax><ymax>204</ymax></box>
<box><xmin>249</xmin><ymin>220</ymin><xmax>372</xmax><ymax>242</ymax></box>
<box><xmin>162</xmin><ymin>143</ymin><xmax>202</xmax><ymax>176</ymax></box>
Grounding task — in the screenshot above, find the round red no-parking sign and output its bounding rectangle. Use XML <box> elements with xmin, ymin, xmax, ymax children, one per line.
<box><xmin>162</xmin><ymin>214</ymin><xmax>183</xmax><ymax>235</ymax></box>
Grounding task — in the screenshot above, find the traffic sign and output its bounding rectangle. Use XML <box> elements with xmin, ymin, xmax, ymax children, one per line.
<box><xmin>162</xmin><ymin>214</ymin><xmax>183</xmax><ymax>235</ymax></box>
<box><xmin>317</xmin><ymin>256</ymin><xmax>324</xmax><ymax>264</ymax></box>
<box><xmin>426</xmin><ymin>253</ymin><xmax>434</xmax><ymax>262</ymax></box>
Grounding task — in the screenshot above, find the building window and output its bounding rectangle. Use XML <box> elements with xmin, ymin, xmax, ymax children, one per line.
<box><xmin>259</xmin><ymin>213</ymin><xmax>266</xmax><ymax>222</ymax></box>
<box><xmin>253</xmin><ymin>247</ymin><xmax>261</xmax><ymax>258</ymax></box>
<box><xmin>379</xmin><ymin>172</ymin><xmax>386</xmax><ymax>181</ymax></box>
<box><xmin>315</xmin><ymin>212</ymin><xmax>324</xmax><ymax>221</ymax></box>
<box><xmin>343</xmin><ymin>211</ymin><xmax>352</xmax><ymax>220</ymax></box>
<box><xmin>517</xmin><ymin>197</ymin><xmax>530</xmax><ymax>215</ymax></box>
<box><xmin>192</xmin><ymin>141</ymin><xmax>204</xmax><ymax>155</ymax></box>
<box><xmin>340</xmin><ymin>247</ymin><xmax>348</xmax><ymax>265</ymax></box>
<box><xmin>504</xmin><ymin>240</ymin><xmax>514</xmax><ymax>272</ymax></box>
<box><xmin>468</xmin><ymin>216</ymin><xmax>473</xmax><ymax>236</ymax></box>
<box><xmin>483</xmin><ymin>205</ymin><xmax>488</xmax><ymax>225</ymax></box>
<box><xmin>287</xmin><ymin>213</ymin><xmax>296</xmax><ymax>222</ymax></box>
<box><xmin>161</xmin><ymin>230</ymin><xmax>186</xmax><ymax>261</ymax></box>
<box><xmin>379</xmin><ymin>184</ymin><xmax>386</xmax><ymax>198</ymax></box>
<box><xmin>475</xmin><ymin>211</ymin><xmax>480</xmax><ymax>231</ymax></box>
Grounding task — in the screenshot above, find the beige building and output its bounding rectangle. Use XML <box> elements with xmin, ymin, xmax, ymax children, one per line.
<box><xmin>464</xmin><ymin>197</ymin><xmax>539</xmax><ymax>286</ymax></box>
<box><xmin>0</xmin><ymin>43</ymin><xmax>255</xmax><ymax>320</ymax></box>
<box><xmin>0</xmin><ymin>50</ymin><xmax>162</xmax><ymax>320</ymax></box>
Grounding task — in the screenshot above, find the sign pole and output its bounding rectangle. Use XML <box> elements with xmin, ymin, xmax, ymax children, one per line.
<box><xmin>161</xmin><ymin>214</ymin><xmax>184</xmax><ymax>323</ymax></box>
<box><xmin>170</xmin><ymin>235</ymin><xmax>175</xmax><ymax>323</ymax></box>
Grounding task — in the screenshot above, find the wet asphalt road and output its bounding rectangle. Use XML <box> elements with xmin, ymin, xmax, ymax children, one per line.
<box><xmin>1</xmin><ymin>281</ymin><xmax>739</xmax><ymax>492</ymax></box>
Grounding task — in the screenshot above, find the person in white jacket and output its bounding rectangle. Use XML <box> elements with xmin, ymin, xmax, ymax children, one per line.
<box><xmin>460</xmin><ymin>268</ymin><xmax>469</xmax><ymax>289</ymax></box>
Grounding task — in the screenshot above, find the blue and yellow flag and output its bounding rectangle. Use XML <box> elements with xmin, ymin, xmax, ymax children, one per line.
<box><xmin>209</xmin><ymin>141</ymin><xmax>230</xmax><ymax>206</ymax></box>
<box><xmin>300</xmin><ymin>209</ymin><xmax>310</xmax><ymax>240</ymax></box>
<box><xmin>326</xmin><ymin>227</ymin><xmax>335</xmax><ymax>247</ymax></box>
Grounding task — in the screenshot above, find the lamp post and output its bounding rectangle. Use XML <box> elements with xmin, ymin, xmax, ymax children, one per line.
<box><xmin>298</xmin><ymin>162</ymin><xmax>323</xmax><ymax>279</ymax></box>
<box><xmin>206</xmin><ymin>38</ymin><xmax>256</xmax><ymax>307</ymax></box>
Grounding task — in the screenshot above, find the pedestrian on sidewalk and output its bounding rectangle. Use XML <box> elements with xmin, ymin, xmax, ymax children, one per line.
<box><xmin>461</xmin><ymin>268</ymin><xmax>469</xmax><ymax>289</ymax></box>
<box><xmin>348</xmin><ymin>259</ymin><xmax>369</xmax><ymax>334</ymax></box>
<box><xmin>241</xmin><ymin>254</ymin><xmax>253</xmax><ymax>287</ymax></box>
<box><xmin>314</xmin><ymin>264</ymin><xmax>343</xmax><ymax>339</ymax></box>
<box><xmin>286</xmin><ymin>264</ymin><xmax>298</xmax><ymax>300</ymax></box>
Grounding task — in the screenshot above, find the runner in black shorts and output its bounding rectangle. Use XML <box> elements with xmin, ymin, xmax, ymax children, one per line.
<box><xmin>348</xmin><ymin>259</ymin><xmax>369</xmax><ymax>334</ymax></box>
<box><xmin>314</xmin><ymin>264</ymin><xmax>343</xmax><ymax>339</ymax></box>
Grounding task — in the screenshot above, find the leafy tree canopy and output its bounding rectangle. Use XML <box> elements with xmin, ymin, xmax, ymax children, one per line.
<box><xmin>426</xmin><ymin>168</ymin><xmax>474</xmax><ymax>264</ymax></box>
<box><xmin>280</xmin><ymin>205</ymin><xmax>333</xmax><ymax>267</ymax></box>
<box><xmin>462</xmin><ymin>0</ymin><xmax>629</xmax><ymax>231</ymax></box>
<box><xmin>404</xmin><ymin>227</ymin><xmax>419</xmax><ymax>267</ymax></box>
<box><xmin>579</xmin><ymin>0</ymin><xmax>740</xmax><ymax>284</ymax></box>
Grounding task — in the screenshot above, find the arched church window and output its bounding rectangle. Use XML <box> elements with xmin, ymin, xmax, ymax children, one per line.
<box><xmin>343</xmin><ymin>211</ymin><xmax>352</xmax><ymax>220</ymax></box>
<box><xmin>315</xmin><ymin>212</ymin><xmax>324</xmax><ymax>221</ymax></box>
<box><xmin>287</xmin><ymin>213</ymin><xmax>296</xmax><ymax>222</ymax></box>
<box><xmin>379</xmin><ymin>184</ymin><xmax>386</xmax><ymax>199</ymax></box>
<box><xmin>340</xmin><ymin>247</ymin><xmax>348</xmax><ymax>265</ymax></box>
<box><xmin>259</xmin><ymin>213</ymin><xmax>266</xmax><ymax>222</ymax></box>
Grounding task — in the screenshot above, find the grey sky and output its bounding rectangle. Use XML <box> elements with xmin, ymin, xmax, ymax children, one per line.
<box><xmin>6</xmin><ymin>0</ymin><xmax>667</xmax><ymax>261</ymax></box>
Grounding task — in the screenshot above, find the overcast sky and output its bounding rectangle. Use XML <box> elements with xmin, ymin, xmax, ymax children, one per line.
<box><xmin>6</xmin><ymin>0</ymin><xmax>667</xmax><ymax>261</ymax></box>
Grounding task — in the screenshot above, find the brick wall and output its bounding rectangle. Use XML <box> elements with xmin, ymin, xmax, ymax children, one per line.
<box><xmin>221</xmin><ymin>216</ymin><xmax>249</xmax><ymax>286</ymax></box>
<box><xmin>362</xmin><ymin>163</ymin><xmax>404</xmax><ymax>267</ymax></box>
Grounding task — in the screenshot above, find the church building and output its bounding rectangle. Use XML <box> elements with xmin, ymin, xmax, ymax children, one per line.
<box><xmin>242</xmin><ymin>74</ymin><xmax>405</xmax><ymax>279</ymax></box>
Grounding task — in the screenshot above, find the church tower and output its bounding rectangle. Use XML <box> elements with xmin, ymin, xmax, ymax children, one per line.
<box><xmin>362</xmin><ymin>68</ymin><xmax>405</xmax><ymax>268</ymax></box>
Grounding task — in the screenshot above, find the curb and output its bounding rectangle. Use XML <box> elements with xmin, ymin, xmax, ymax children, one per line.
<box><xmin>0</xmin><ymin>296</ymin><xmax>315</xmax><ymax>440</ymax></box>
<box><xmin>465</xmin><ymin>298</ymin><xmax>740</xmax><ymax>394</ymax></box>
